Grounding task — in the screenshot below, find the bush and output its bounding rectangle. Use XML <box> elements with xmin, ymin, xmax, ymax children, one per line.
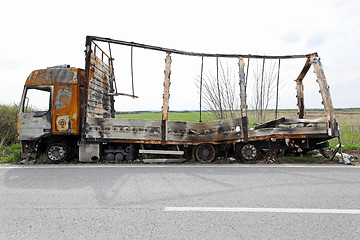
<box><xmin>329</xmin><ymin>124</ymin><xmax>360</xmax><ymax>150</ymax></box>
<box><xmin>0</xmin><ymin>144</ymin><xmax>22</xmax><ymax>163</ymax></box>
<box><xmin>0</xmin><ymin>103</ymin><xmax>19</xmax><ymax>147</ymax></box>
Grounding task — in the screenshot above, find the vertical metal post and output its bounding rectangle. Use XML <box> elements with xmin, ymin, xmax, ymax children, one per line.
<box><xmin>275</xmin><ymin>59</ymin><xmax>281</xmax><ymax>119</ymax></box>
<box><xmin>161</xmin><ymin>52</ymin><xmax>172</xmax><ymax>145</ymax></box>
<box><xmin>199</xmin><ymin>56</ymin><xmax>204</xmax><ymax>122</ymax></box>
<box><xmin>295</xmin><ymin>57</ymin><xmax>311</xmax><ymax>119</ymax></box>
<box><xmin>216</xmin><ymin>57</ymin><xmax>223</xmax><ymax>119</ymax></box>
<box><xmin>245</xmin><ymin>57</ymin><xmax>250</xmax><ymax>87</ymax></box>
<box><xmin>238</xmin><ymin>57</ymin><xmax>248</xmax><ymax>140</ymax></box>
<box><xmin>131</xmin><ymin>46</ymin><xmax>135</xmax><ymax>97</ymax></box>
<box><xmin>108</xmin><ymin>43</ymin><xmax>116</xmax><ymax>117</ymax></box>
<box><xmin>82</xmin><ymin>36</ymin><xmax>93</xmax><ymax>142</ymax></box>
<box><xmin>296</xmin><ymin>78</ymin><xmax>305</xmax><ymax>119</ymax></box>
<box><xmin>260</xmin><ymin>58</ymin><xmax>265</xmax><ymax>122</ymax></box>
<box><xmin>311</xmin><ymin>53</ymin><xmax>337</xmax><ymax>135</ymax></box>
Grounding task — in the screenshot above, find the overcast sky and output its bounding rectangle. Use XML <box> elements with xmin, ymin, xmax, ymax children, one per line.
<box><xmin>1</xmin><ymin>0</ymin><xmax>359</xmax><ymax>111</ymax></box>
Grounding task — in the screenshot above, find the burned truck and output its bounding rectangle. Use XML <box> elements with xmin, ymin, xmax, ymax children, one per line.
<box><xmin>17</xmin><ymin>36</ymin><xmax>340</xmax><ymax>163</ymax></box>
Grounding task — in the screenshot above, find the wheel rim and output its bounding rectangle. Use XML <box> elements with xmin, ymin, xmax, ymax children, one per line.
<box><xmin>47</xmin><ymin>144</ymin><xmax>67</xmax><ymax>163</ymax></box>
<box><xmin>239</xmin><ymin>143</ymin><xmax>258</xmax><ymax>161</ymax></box>
<box><xmin>195</xmin><ymin>144</ymin><xmax>216</xmax><ymax>163</ymax></box>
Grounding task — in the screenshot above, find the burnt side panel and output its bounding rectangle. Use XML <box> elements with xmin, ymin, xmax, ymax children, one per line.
<box><xmin>86</xmin><ymin>53</ymin><xmax>112</xmax><ymax>119</ymax></box>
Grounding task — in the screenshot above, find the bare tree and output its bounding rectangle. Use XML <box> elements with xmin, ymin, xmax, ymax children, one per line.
<box><xmin>195</xmin><ymin>59</ymin><xmax>278</xmax><ymax>123</ymax></box>
<box><xmin>251</xmin><ymin>59</ymin><xmax>277</xmax><ymax>123</ymax></box>
<box><xmin>195</xmin><ymin>60</ymin><xmax>240</xmax><ymax>120</ymax></box>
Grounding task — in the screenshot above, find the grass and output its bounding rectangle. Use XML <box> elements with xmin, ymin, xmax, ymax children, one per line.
<box><xmin>0</xmin><ymin>144</ymin><xmax>22</xmax><ymax>163</ymax></box>
<box><xmin>329</xmin><ymin>125</ymin><xmax>360</xmax><ymax>150</ymax></box>
<box><xmin>116</xmin><ymin>111</ymin><xmax>218</xmax><ymax>122</ymax></box>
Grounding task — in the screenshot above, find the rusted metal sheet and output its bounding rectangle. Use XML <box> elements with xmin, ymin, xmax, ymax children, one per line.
<box><xmin>25</xmin><ymin>68</ymin><xmax>84</xmax><ymax>86</ymax></box>
<box><xmin>52</xmin><ymin>85</ymin><xmax>81</xmax><ymax>134</ymax></box>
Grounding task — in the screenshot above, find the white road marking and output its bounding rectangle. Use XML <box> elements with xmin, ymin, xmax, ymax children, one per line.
<box><xmin>163</xmin><ymin>207</ymin><xmax>360</xmax><ymax>215</ymax></box>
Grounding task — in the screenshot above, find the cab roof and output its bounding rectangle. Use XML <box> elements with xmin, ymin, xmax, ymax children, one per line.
<box><xmin>25</xmin><ymin>67</ymin><xmax>85</xmax><ymax>86</ymax></box>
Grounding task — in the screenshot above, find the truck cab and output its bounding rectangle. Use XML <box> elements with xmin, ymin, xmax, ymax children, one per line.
<box><xmin>18</xmin><ymin>65</ymin><xmax>84</xmax><ymax>162</ymax></box>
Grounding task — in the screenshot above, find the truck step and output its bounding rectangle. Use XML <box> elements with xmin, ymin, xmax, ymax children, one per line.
<box><xmin>139</xmin><ymin>149</ymin><xmax>184</xmax><ymax>155</ymax></box>
<box><xmin>143</xmin><ymin>158</ymin><xmax>186</xmax><ymax>163</ymax></box>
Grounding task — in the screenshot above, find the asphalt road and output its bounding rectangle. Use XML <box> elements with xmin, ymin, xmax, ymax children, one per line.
<box><xmin>0</xmin><ymin>164</ymin><xmax>359</xmax><ymax>240</ymax></box>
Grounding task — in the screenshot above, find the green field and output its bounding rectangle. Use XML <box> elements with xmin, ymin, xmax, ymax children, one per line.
<box><xmin>116</xmin><ymin>109</ymin><xmax>360</xmax><ymax>150</ymax></box>
<box><xmin>116</xmin><ymin>111</ymin><xmax>218</xmax><ymax>122</ymax></box>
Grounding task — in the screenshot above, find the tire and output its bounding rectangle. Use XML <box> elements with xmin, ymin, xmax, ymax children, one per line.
<box><xmin>46</xmin><ymin>142</ymin><xmax>68</xmax><ymax>163</ymax></box>
<box><xmin>236</xmin><ymin>143</ymin><xmax>259</xmax><ymax>162</ymax></box>
<box><xmin>193</xmin><ymin>144</ymin><xmax>216</xmax><ymax>163</ymax></box>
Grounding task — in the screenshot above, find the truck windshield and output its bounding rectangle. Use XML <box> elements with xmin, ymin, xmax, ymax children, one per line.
<box><xmin>23</xmin><ymin>88</ymin><xmax>51</xmax><ymax>112</ymax></box>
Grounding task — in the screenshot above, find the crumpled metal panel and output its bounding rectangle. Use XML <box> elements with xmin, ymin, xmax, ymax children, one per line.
<box><xmin>249</xmin><ymin>126</ymin><xmax>328</xmax><ymax>139</ymax></box>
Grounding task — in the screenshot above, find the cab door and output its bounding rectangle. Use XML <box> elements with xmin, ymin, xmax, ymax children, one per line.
<box><xmin>18</xmin><ymin>86</ymin><xmax>53</xmax><ymax>141</ymax></box>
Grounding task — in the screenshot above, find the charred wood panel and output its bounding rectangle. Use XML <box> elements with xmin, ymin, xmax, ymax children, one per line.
<box><xmin>85</xmin><ymin>54</ymin><xmax>112</xmax><ymax>119</ymax></box>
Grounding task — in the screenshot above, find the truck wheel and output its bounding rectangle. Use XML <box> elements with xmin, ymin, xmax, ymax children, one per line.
<box><xmin>236</xmin><ymin>143</ymin><xmax>259</xmax><ymax>162</ymax></box>
<box><xmin>46</xmin><ymin>143</ymin><xmax>68</xmax><ymax>163</ymax></box>
<box><xmin>193</xmin><ymin>144</ymin><xmax>216</xmax><ymax>163</ymax></box>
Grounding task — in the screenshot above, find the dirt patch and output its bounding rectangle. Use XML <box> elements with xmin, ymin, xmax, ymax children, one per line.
<box><xmin>344</xmin><ymin>150</ymin><xmax>360</xmax><ymax>159</ymax></box>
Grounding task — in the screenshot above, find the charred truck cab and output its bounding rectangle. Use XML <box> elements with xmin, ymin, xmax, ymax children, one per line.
<box><xmin>18</xmin><ymin>66</ymin><xmax>85</xmax><ymax>162</ymax></box>
<box><xmin>18</xmin><ymin>36</ymin><xmax>341</xmax><ymax>163</ymax></box>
